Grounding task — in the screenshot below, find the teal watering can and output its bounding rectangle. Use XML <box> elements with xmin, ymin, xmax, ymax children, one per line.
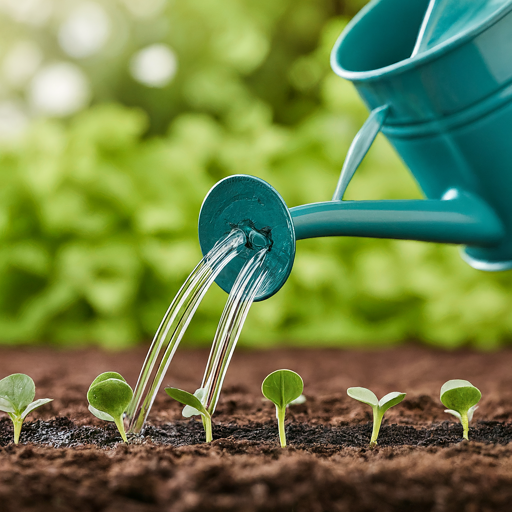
<box><xmin>198</xmin><ymin>0</ymin><xmax>512</xmax><ymax>301</ymax></box>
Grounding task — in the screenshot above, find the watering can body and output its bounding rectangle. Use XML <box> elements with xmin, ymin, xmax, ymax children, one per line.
<box><xmin>327</xmin><ymin>0</ymin><xmax>512</xmax><ymax>270</ymax></box>
<box><xmin>198</xmin><ymin>0</ymin><xmax>512</xmax><ymax>300</ymax></box>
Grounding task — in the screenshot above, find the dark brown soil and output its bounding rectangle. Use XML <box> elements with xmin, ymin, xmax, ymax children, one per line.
<box><xmin>1</xmin><ymin>345</ymin><xmax>512</xmax><ymax>511</ymax></box>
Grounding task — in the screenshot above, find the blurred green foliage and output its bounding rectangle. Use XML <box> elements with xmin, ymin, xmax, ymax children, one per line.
<box><xmin>1</xmin><ymin>0</ymin><xmax>512</xmax><ymax>350</ymax></box>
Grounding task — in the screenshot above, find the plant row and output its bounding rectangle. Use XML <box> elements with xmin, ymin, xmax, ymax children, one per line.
<box><xmin>0</xmin><ymin>371</ymin><xmax>481</xmax><ymax>447</ymax></box>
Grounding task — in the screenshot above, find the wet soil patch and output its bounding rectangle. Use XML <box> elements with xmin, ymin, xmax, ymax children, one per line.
<box><xmin>5</xmin><ymin>417</ymin><xmax>512</xmax><ymax>450</ymax></box>
<box><xmin>1</xmin><ymin>345</ymin><xmax>512</xmax><ymax>511</ymax></box>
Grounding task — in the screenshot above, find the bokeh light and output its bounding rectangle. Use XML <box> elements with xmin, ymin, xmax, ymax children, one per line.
<box><xmin>58</xmin><ymin>2</ymin><xmax>111</xmax><ymax>59</ymax></box>
<box><xmin>129</xmin><ymin>44</ymin><xmax>178</xmax><ymax>88</ymax></box>
<box><xmin>28</xmin><ymin>62</ymin><xmax>90</xmax><ymax>116</ymax></box>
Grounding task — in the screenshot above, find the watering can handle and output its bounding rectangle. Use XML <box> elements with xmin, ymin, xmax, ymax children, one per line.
<box><xmin>332</xmin><ymin>105</ymin><xmax>389</xmax><ymax>201</ymax></box>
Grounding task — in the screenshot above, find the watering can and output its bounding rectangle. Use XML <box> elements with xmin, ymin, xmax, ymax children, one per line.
<box><xmin>198</xmin><ymin>0</ymin><xmax>512</xmax><ymax>301</ymax></box>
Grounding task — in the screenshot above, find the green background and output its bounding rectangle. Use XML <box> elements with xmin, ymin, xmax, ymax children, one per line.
<box><xmin>0</xmin><ymin>0</ymin><xmax>511</xmax><ymax>350</ymax></box>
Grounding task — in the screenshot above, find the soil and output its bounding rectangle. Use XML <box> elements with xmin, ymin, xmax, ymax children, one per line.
<box><xmin>1</xmin><ymin>345</ymin><xmax>512</xmax><ymax>511</ymax></box>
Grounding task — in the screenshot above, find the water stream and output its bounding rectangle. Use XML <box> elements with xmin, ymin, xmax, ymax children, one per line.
<box><xmin>200</xmin><ymin>248</ymin><xmax>269</xmax><ymax>415</ymax></box>
<box><xmin>125</xmin><ymin>229</ymin><xmax>246</xmax><ymax>434</ymax></box>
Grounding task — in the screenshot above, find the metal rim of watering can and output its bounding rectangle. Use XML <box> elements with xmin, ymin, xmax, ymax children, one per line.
<box><xmin>198</xmin><ymin>175</ymin><xmax>296</xmax><ymax>302</ymax></box>
<box><xmin>330</xmin><ymin>0</ymin><xmax>512</xmax><ymax>83</ymax></box>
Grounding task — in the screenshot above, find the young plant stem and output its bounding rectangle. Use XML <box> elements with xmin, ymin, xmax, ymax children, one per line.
<box><xmin>114</xmin><ymin>417</ymin><xmax>128</xmax><ymax>443</ymax></box>
<box><xmin>11</xmin><ymin>415</ymin><xmax>22</xmax><ymax>445</ymax></box>
<box><xmin>460</xmin><ymin>411</ymin><xmax>469</xmax><ymax>440</ymax></box>
<box><xmin>202</xmin><ymin>415</ymin><xmax>213</xmax><ymax>443</ymax></box>
<box><xmin>277</xmin><ymin>407</ymin><xmax>287</xmax><ymax>448</ymax></box>
<box><xmin>370</xmin><ymin>408</ymin><xmax>384</xmax><ymax>448</ymax></box>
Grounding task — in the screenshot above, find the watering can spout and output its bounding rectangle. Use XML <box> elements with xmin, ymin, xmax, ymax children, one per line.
<box><xmin>291</xmin><ymin>190</ymin><xmax>505</xmax><ymax>248</ymax></box>
<box><xmin>198</xmin><ymin>174</ymin><xmax>508</xmax><ymax>303</ymax></box>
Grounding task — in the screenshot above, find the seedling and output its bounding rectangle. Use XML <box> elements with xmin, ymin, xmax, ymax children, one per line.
<box><xmin>87</xmin><ymin>372</ymin><xmax>133</xmax><ymax>443</ymax></box>
<box><xmin>440</xmin><ymin>379</ymin><xmax>481</xmax><ymax>440</ymax></box>
<box><xmin>261</xmin><ymin>369</ymin><xmax>304</xmax><ymax>448</ymax></box>
<box><xmin>0</xmin><ymin>373</ymin><xmax>53</xmax><ymax>444</ymax></box>
<box><xmin>165</xmin><ymin>387</ymin><xmax>212</xmax><ymax>442</ymax></box>
<box><xmin>347</xmin><ymin>387</ymin><xmax>406</xmax><ymax>447</ymax></box>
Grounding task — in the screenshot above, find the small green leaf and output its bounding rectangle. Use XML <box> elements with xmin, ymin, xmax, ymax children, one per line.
<box><xmin>0</xmin><ymin>397</ymin><xmax>15</xmax><ymax>414</ymax></box>
<box><xmin>89</xmin><ymin>372</ymin><xmax>127</xmax><ymax>390</ymax></box>
<box><xmin>21</xmin><ymin>398</ymin><xmax>53</xmax><ymax>420</ymax></box>
<box><xmin>261</xmin><ymin>370</ymin><xmax>304</xmax><ymax>409</ymax></box>
<box><xmin>181</xmin><ymin>388</ymin><xmax>206</xmax><ymax>418</ymax></box>
<box><xmin>88</xmin><ymin>404</ymin><xmax>115</xmax><ymax>422</ymax></box>
<box><xmin>0</xmin><ymin>374</ymin><xmax>35</xmax><ymax>415</ymax></box>
<box><xmin>347</xmin><ymin>387</ymin><xmax>378</xmax><ymax>408</ymax></box>
<box><xmin>165</xmin><ymin>387</ymin><xmax>209</xmax><ymax>417</ymax></box>
<box><xmin>378</xmin><ymin>392</ymin><xmax>406</xmax><ymax>413</ymax></box>
<box><xmin>87</xmin><ymin>378</ymin><xmax>133</xmax><ymax>419</ymax></box>
<box><xmin>440</xmin><ymin>380</ymin><xmax>481</xmax><ymax>413</ymax></box>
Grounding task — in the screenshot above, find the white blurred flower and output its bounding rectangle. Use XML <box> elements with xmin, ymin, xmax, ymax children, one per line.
<box><xmin>0</xmin><ymin>101</ymin><xmax>29</xmax><ymax>141</ymax></box>
<box><xmin>129</xmin><ymin>44</ymin><xmax>177</xmax><ymax>88</ymax></box>
<box><xmin>28</xmin><ymin>62</ymin><xmax>90</xmax><ymax>116</ymax></box>
<box><xmin>58</xmin><ymin>2</ymin><xmax>111</xmax><ymax>59</ymax></box>
<box><xmin>2</xmin><ymin>41</ymin><xmax>43</xmax><ymax>87</ymax></box>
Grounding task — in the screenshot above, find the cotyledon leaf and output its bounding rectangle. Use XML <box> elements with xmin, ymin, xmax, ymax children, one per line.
<box><xmin>89</xmin><ymin>372</ymin><xmax>127</xmax><ymax>390</ymax></box>
<box><xmin>0</xmin><ymin>374</ymin><xmax>35</xmax><ymax>415</ymax></box>
<box><xmin>347</xmin><ymin>387</ymin><xmax>378</xmax><ymax>408</ymax></box>
<box><xmin>261</xmin><ymin>370</ymin><xmax>303</xmax><ymax>410</ymax></box>
<box><xmin>0</xmin><ymin>396</ymin><xmax>15</xmax><ymax>414</ymax></box>
<box><xmin>87</xmin><ymin>378</ymin><xmax>133</xmax><ymax>419</ymax></box>
<box><xmin>440</xmin><ymin>380</ymin><xmax>481</xmax><ymax>413</ymax></box>
<box><xmin>165</xmin><ymin>387</ymin><xmax>209</xmax><ymax>418</ymax></box>
<box><xmin>181</xmin><ymin>388</ymin><xmax>206</xmax><ymax>418</ymax></box>
<box><xmin>378</xmin><ymin>392</ymin><xmax>406</xmax><ymax>413</ymax></box>
<box><xmin>88</xmin><ymin>405</ymin><xmax>115</xmax><ymax>422</ymax></box>
<box><xmin>21</xmin><ymin>399</ymin><xmax>53</xmax><ymax>420</ymax></box>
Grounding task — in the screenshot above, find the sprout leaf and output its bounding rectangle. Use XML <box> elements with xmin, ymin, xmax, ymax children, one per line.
<box><xmin>347</xmin><ymin>387</ymin><xmax>406</xmax><ymax>447</ymax></box>
<box><xmin>440</xmin><ymin>379</ymin><xmax>481</xmax><ymax>440</ymax></box>
<box><xmin>379</xmin><ymin>392</ymin><xmax>406</xmax><ymax>413</ymax></box>
<box><xmin>0</xmin><ymin>373</ymin><xmax>52</xmax><ymax>444</ymax></box>
<box><xmin>262</xmin><ymin>370</ymin><xmax>304</xmax><ymax>410</ymax></box>
<box><xmin>181</xmin><ymin>388</ymin><xmax>206</xmax><ymax>418</ymax></box>
<box><xmin>88</xmin><ymin>405</ymin><xmax>115</xmax><ymax>422</ymax></box>
<box><xmin>90</xmin><ymin>372</ymin><xmax>127</xmax><ymax>388</ymax></box>
<box><xmin>165</xmin><ymin>387</ymin><xmax>212</xmax><ymax>442</ymax></box>
<box><xmin>0</xmin><ymin>373</ymin><xmax>35</xmax><ymax>415</ymax></box>
<box><xmin>0</xmin><ymin>397</ymin><xmax>15</xmax><ymax>414</ymax></box>
<box><xmin>21</xmin><ymin>399</ymin><xmax>53</xmax><ymax>420</ymax></box>
<box><xmin>347</xmin><ymin>387</ymin><xmax>378</xmax><ymax>408</ymax></box>
<box><xmin>87</xmin><ymin>372</ymin><xmax>133</xmax><ymax>443</ymax></box>
<box><xmin>262</xmin><ymin>369</ymin><xmax>304</xmax><ymax>448</ymax></box>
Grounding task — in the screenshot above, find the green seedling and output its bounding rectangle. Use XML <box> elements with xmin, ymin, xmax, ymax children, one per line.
<box><xmin>347</xmin><ymin>387</ymin><xmax>406</xmax><ymax>448</ymax></box>
<box><xmin>165</xmin><ymin>387</ymin><xmax>212</xmax><ymax>442</ymax></box>
<box><xmin>0</xmin><ymin>373</ymin><xmax>53</xmax><ymax>444</ymax></box>
<box><xmin>261</xmin><ymin>369</ymin><xmax>304</xmax><ymax>448</ymax></box>
<box><xmin>87</xmin><ymin>372</ymin><xmax>133</xmax><ymax>443</ymax></box>
<box><xmin>440</xmin><ymin>379</ymin><xmax>481</xmax><ymax>440</ymax></box>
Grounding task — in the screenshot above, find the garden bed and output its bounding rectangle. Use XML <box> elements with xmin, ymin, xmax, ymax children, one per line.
<box><xmin>1</xmin><ymin>345</ymin><xmax>512</xmax><ymax>511</ymax></box>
